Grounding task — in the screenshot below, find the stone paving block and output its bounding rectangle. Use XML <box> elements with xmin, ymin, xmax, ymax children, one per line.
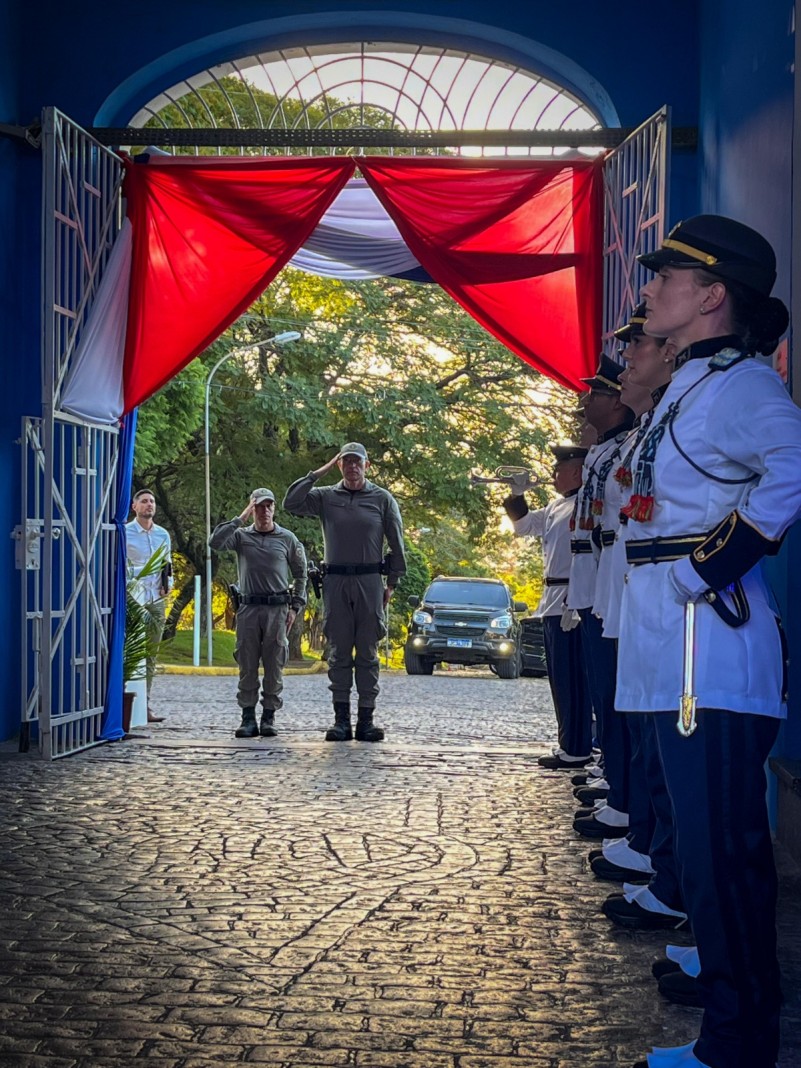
<box><xmin>245</xmin><ymin>1049</ymin><xmax>353</xmax><ymax>1065</ymax></box>
<box><xmin>142</xmin><ymin>1040</ymin><xmax>249</xmax><ymax>1060</ymax></box>
<box><xmin>354</xmin><ymin>1054</ymin><xmax>456</xmax><ymax>1067</ymax></box>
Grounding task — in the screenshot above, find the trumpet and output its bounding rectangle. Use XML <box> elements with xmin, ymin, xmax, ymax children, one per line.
<box><xmin>469</xmin><ymin>465</ymin><xmax>541</xmax><ymax>492</ymax></box>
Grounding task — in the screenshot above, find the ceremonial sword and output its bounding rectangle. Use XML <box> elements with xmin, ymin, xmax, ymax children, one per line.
<box><xmin>678</xmin><ymin>600</ymin><xmax>698</xmax><ymax>737</ymax></box>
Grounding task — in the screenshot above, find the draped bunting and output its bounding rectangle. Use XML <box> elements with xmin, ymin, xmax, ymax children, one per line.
<box><xmin>62</xmin><ymin>218</ymin><xmax>132</xmax><ymax>423</ymax></box>
<box><xmin>118</xmin><ymin>154</ymin><xmax>602</xmax><ymax>412</ymax></box>
<box><xmin>358</xmin><ymin>157</ymin><xmax>603</xmax><ymax>391</ymax></box>
<box><xmin>122</xmin><ymin>156</ymin><xmax>356</xmax><ymax>410</ymax></box>
<box><xmin>289</xmin><ymin>177</ymin><xmax>429</xmax><ymax>281</ymax></box>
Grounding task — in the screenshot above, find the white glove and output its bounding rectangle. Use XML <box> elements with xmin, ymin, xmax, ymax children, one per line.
<box><xmin>668</xmin><ymin>556</ymin><xmax>708</xmax><ymax>605</ymax></box>
<box><xmin>560</xmin><ymin>606</ymin><xmax>581</xmax><ymax>631</ymax></box>
<box><xmin>507</xmin><ymin>472</ymin><xmax>530</xmax><ymax>497</ymax></box>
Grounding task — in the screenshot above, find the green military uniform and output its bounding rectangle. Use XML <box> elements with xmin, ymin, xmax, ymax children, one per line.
<box><xmin>210</xmin><ymin>501</ymin><xmax>306</xmax><ymax>733</ymax></box>
<box><xmin>283</xmin><ymin>450</ymin><xmax>405</xmax><ymax>739</ymax></box>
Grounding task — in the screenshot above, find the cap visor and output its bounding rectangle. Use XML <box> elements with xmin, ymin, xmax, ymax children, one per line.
<box><xmin>637</xmin><ymin>248</ymin><xmax>701</xmax><ymax>273</ymax></box>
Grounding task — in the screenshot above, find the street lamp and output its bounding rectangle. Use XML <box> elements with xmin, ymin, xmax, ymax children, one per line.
<box><xmin>204</xmin><ymin>331</ymin><xmax>301</xmax><ymax>664</ymax></box>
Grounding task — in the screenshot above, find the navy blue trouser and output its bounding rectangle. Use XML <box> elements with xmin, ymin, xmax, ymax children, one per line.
<box><xmin>578</xmin><ymin>609</ymin><xmax>630</xmax><ymax>813</ymax></box>
<box><xmin>624</xmin><ymin>715</ymin><xmax>654</xmax><ymax>855</ymax></box>
<box><xmin>640</xmin><ymin>714</ymin><xmax>683</xmax><ymax>911</ymax></box>
<box><xmin>654</xmin><ymin>709</ymin><xmax>781</xmax><ymax>1068</ymax></box>
<box><xmin>542</xmin><ymin>616</ymin><xmax>593</xmax><ymax>758</ymax></box>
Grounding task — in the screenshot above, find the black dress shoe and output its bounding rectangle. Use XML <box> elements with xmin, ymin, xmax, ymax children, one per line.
<box><xmin>573</xmin><ymin>813</ymin><xmax>628</xmax><ymax>839</ymax></box>
<box><xmin>571</xmin><ymin>772</ymin><xmax>589</xmax><ymax>786</ymax></box>
<box><xmin>658</xmin><ymin>969</ymin><xmax>703</xmax><ymax>1007</ymax></box>
<box><xmin>574</xmin><ymin>785</ymin><xmax>610</xmax><ymax>805</ymax></box>
<box><xmin>651</xmin><ymin>957</ymin><xmax>682</xmax><ymax>980</ymax></box>
<box><xmin>602</xmin><ymin>894</ymin><xmax>688</xmax><ymax>930</ymax></box>
<box><xmin>590</xmin><ymin>855</ymin><xmax>651</xmax><ymax>884</ymax></box>
<box><xmin>538</xmin><ymin>753</ymin><xmax>592</xmax><ymax>770</ymax></box>
<box><xmin>588</xmin><ymin>848</ymin><xmax>604</xmax><ymax>862</ymax></box>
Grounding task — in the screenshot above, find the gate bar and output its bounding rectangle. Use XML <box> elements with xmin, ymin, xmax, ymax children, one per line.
<box><xmin>87</xmin><ymin>126</ymin><xmax>698</xmax><ymax>150</ymax></box>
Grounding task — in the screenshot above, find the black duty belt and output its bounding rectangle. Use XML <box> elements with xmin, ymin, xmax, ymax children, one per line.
<box><xmin>625</xmin><ymin>533</ymin><xmax>749</xmax><ymax>629</ymax></box>
<box><xmin>240</xmin><ymin>592</ymin><xmax>292</xmax><ymax>606</ymax></box>
<box><xmin>570</xmin><ymin>539</ymin><xmax>593</xmax><ymax>554</ymax></box>
<box><xmin>600</xmin><ymin>530</ymin><xmax>616</xmax><ymax>548</ymax></box>
<box><xmin>545</xmin><ymin>577</ymin><xmax>569</xmax><ymax>587</ymax></box>
<box><xmin>626</xmin><ymin>535</ymin><xmax>706</xmax><ymax>565</ymax></box>
<box><xmin>324</xmin><ymin>563</ymin><xmax>383</xmax><ymax>576</ymax></box>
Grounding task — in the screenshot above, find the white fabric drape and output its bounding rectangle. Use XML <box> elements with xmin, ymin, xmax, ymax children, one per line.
<box><xmin>60</xmin><ymin>218</ymin><xmax>132</xmax><ymax>425</ymax></box>
<box><xmin>289</xmin><ymin>177</ymin><xmax>422</xmax><ymax>279</ymax></box>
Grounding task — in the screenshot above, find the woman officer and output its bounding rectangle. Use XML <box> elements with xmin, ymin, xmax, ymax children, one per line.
<box><xmin>616</xmin><ymin>216</ymin><xmax>801</xmax><ymax>1068</ymax></box>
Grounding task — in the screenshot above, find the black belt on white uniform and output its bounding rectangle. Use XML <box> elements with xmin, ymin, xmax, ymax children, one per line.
<box><xmin>324</xmin><ymin>562</ymin><xmax>383</xmax><ymax>576</ymax></box>
<box><xmin>600</xmin><ymin>529</ymin><xmax>616</xmax><ymax>548</ymax></box>
<box><xmin>240</xmin><ymin>591</ymin><xmax>292</xmax><ymax>606</ymax></box>
<box><xmin>570</xmin><ymin>539</ymin><xmax>593</xmax><ymax>554</ymax></box>
<box><xmin>625</xmin><ymin>536</ymin><xmax>705</xmax><ymax>565</ymax></box>
<box><xmin>545</xmin><ymin>577</ymin><xmax>569</xmax><ymax>587</ymax></box>
<box><xmin>626</xmin><ymin>534</ymin><xmax>749</xmax><ymax>628</ymax></box>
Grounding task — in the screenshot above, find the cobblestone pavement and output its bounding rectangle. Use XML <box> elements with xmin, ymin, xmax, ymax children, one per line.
<box><xmin>1</xmin><ymin>668</ymin><xmax>800</xmax><ymax>1067</ymax></box>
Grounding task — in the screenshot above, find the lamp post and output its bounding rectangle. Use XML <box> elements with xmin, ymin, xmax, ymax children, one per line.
<box><xmin>204</xmin><ymin>331</ymin><xmax>301</xmax><ymax>664</ymax></box>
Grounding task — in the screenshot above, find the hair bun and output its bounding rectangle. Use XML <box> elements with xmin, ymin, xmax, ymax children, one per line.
<box><xmin>747</xmin><ymin>295</ymin><xmax>789</xmax><ymax>356</ymax></box>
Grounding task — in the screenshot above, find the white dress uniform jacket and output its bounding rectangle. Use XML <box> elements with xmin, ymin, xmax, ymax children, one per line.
<box><xmin>511</xmin><ymin>493</ymin><xmax>576</xmax><ymax>617</ymax></box>
<box><xmin>566</xmin><ymin>433</ymin><xmax>629</xmax><ymax>612</ymax></box>
<box><xmin>616</xmin><ymin>352</ymin><xmax>801</xmax><ymax>717</ymax></box>
<box><xmin>592</xmin><ymin>430</ymin><xmax>636</xmax><ymax>627</ymax></box>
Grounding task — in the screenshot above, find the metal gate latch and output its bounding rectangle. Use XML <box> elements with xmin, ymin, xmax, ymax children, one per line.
<box><xmin>12</xmin><ymin>521</ymin><xmax>42</xmax><ymax>570</ymax></box>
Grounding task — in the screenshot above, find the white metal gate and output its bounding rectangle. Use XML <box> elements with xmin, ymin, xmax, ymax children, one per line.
<box><xmin>602</xmin><ymin>107</ymin><xmax>670</xmax><ymax>345</ymax></box>
<box><xmin>19</xmin><ymin>108</ymin><xmax>124</xmax><ymax>758</ymax></box>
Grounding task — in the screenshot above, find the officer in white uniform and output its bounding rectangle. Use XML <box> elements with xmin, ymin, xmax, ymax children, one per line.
<box><xmin>504</xmin><ymin>445</ymin><xmax>592</xmax><ymax>766</ymax></box>
<box><xmin>619</xmin><ymin>216</ymin><xmax>801</xmax><ymax>1068</ymax></box>
<box><xmin>591</xmin><ymin>307</ymin><xmax>689</xmax><ymax>937</ymax></box>
<box><xmin>568</xmin><ymin>356</ymin><xmax>635</xmax><ymax>839</ymax></box>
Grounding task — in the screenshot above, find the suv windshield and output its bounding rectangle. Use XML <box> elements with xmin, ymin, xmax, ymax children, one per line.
<box><xmin>424</xmin><ymin>581</ymin><xmax>509</xmax><ymax>609</ymax></box>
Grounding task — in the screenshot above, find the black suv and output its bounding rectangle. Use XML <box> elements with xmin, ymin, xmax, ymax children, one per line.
<box><xmin>404</xmin><ymin>576</ymin><xmax>528</xmax><ymax>679</ymax></box>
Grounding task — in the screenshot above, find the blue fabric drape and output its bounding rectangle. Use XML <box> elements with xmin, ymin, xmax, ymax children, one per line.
<box><xmin>100</xmin><ymin>409</ymin><xmax>138</xmax><ymax>740</ymax></box>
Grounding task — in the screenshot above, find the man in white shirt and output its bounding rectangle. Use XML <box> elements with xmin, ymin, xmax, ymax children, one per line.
<box><xmin>125</xmin><ymin>489</ymin><xmax>173</xmax><ymax>723</ymax></box>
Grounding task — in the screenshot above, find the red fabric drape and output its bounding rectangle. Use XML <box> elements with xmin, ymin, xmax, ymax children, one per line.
<box><xmin>122</xmin><ymin>156</ymin><xmax>356</xmax><ymax>410</ymax></box>
<box><xmin>359</xmin><ymin>157</ymin><xmax>603</xmax><ymax>391</ymax></box>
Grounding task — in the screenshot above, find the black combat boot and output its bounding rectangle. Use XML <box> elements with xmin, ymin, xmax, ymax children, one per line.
<box><xmin>259</xmin><ymin>709</ymin><xmax>277</xmax><ymax>737</ymax></box>
<box><xmin>235</xmin><ymin>706</ymin><xmax>259</xmax><ymax>738</ymax></box>
<box><xmin>325</xmin><ymin>702</ymin><xmax>352</xmax><ymax>741</ymax></box>
<box><xmin>355</xmin><ymin>706</ymin><xmax>384</xmax><ymax>742</ymax></box>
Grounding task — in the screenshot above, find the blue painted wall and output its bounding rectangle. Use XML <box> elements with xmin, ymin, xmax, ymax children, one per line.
<box><xmin>697</xmin><ymin>0</ymin><xmax>800</xmax><ymax>779</ymax></box>
<box><xmin>0</xmin><ymin>5</ymin><xmax>34</xmax><ymax>744</ymax></box>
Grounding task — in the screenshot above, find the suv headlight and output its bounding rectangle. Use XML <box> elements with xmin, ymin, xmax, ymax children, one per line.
<box><xmin>488</xmin><ymin>613</ymin><xmax>513</xmax><ymax>630</ymax></box>
<box><xmin>412</xmin><ymin>609</ymin><xmax>433</xmax><ymax>625</ymax></box>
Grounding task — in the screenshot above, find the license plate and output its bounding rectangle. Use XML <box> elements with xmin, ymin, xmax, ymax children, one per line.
<box><xmin>447</xmin><ymin>638</ymin><xmax>472</xmax><ymax>648</ymax></box>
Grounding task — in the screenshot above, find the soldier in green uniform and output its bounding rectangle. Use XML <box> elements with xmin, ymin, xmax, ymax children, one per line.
<box><xmin>283</xmin><ymin>443</ymin><xmax>406</xmax><ymax>742</ymax></box>
<box><xmin>210</xmin><ymin>487</ymin><xmax>307</xmax><ymax>738</ymax></box>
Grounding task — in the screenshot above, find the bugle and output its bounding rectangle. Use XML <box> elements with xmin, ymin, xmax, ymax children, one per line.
<box><xmin>469</xmin><ymin>465</ymin><xmax>540</xmax><ymax>492</ymax></box>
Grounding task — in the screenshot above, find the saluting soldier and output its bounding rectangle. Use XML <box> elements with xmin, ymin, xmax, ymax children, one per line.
<box><xmin>618</xmin><ymin>216</ymin><xmax>801</xmax><ymax>1068</ymax></box>
<box><xmin>567</xmin><ymin>356</ymin><xmax>635</xmax><ymax>837</ymax></box>
<box><xmin>504</xmin><ymin>444</ymin><xmax>593</xmax><ymax>768</ymax></box>
<box><xmin>210</xmin><ymin>487</ymin><xmax>307</xmax><ymax>739</ymax></box>
<box><xmin>283</xmin><ymin>443</ymin><xmax>406</xmax><ymax>742</ymax></box>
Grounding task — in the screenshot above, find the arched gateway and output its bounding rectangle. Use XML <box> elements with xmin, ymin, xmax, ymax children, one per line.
<box><xmin>22</xmin><ymin>33</ymin><xmax>671</xmax><ymax>757</ymax></box>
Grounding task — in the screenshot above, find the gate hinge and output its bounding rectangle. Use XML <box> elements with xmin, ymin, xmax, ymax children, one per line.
<box><xmin>12</xmin><ymin>521</ymin><xmax>42</xmax><ymax>570</ymax></box>
<box><xmin>0</xmin><ymin>121</ymin><xmax>42</xmax><ymax>150</ymax></box>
